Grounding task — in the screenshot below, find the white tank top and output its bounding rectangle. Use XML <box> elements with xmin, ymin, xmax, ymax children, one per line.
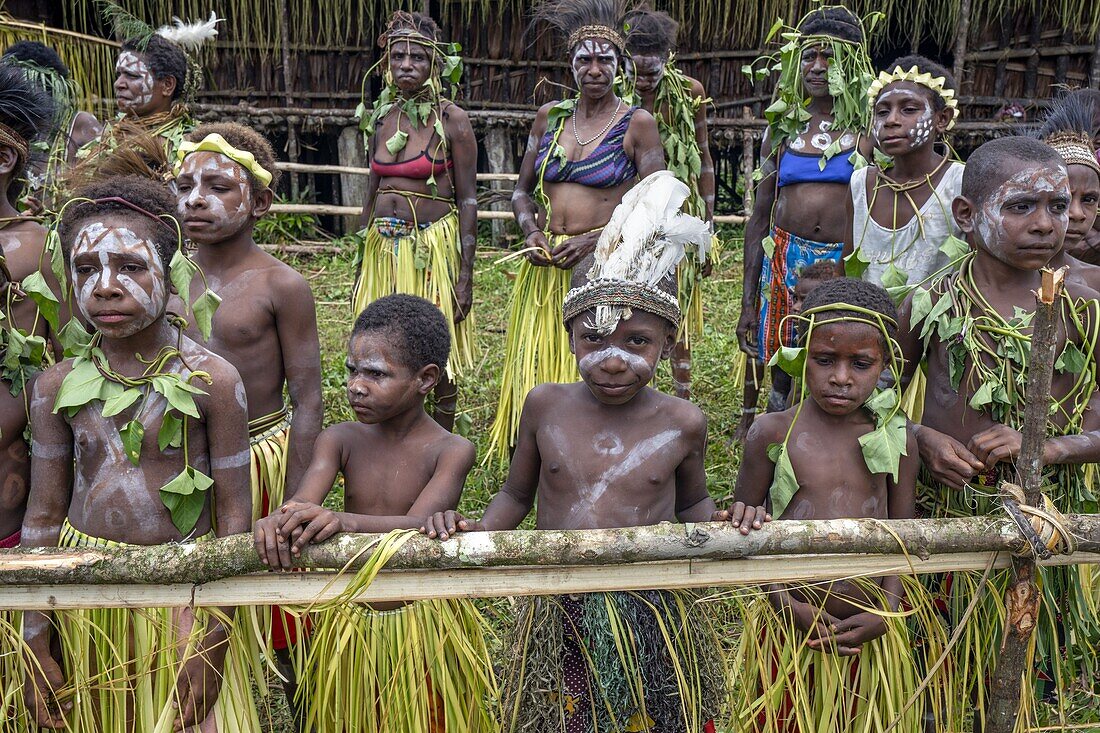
<box><xmin>850</xmin><ymin>161</ymin><xmax>964</xmax><ymax>289</ymax></box>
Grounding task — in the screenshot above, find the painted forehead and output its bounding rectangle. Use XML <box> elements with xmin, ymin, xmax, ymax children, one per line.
<box><xmin>985</xmin><ymin>163</ymin><xmax>1069</xmax><ymax>202</ymax></box>
<box><xmin>71</xmin><ymin>221</ymin><xmax>161</xmax><ymax>261</ymax></box>
<box><xmin>631</xmin><ymin>54</ymin><xmax>666</xmax><ymax>71</ymax></box>
<box><xmin>179</xmin><ymin>150</ymin><xmax>251</xmax><ymax>181</ymax></box>
<box><xmin>116</xmin><ymin>50</ymin><xmax>149</xmax><ymax>72</ymax></box>
<box><xmin>573</xmin><ymin>38</ymin><xmax>618</xmax><ymax>58</ymax></box>
<box><xmin>875</xmin><ymin>81</ymin><xmax>932</xmax><ymax>104</ymax></box>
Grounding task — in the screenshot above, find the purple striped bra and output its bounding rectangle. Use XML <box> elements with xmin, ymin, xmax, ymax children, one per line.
<box><xmin>535</xmin><ymin>107</ymin><xmax>638</xmax><ymax>189</ymax></box>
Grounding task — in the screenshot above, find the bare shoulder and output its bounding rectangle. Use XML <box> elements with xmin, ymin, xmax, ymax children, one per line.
<box><xmin>33</xmin><ymin>358</ymin><xmax>75</xmax><ymax>395</ymax></box>
<box><xmin>628</xmin><ymin>107</ymin><xmax>658</xmax><ymax>128</ymax></box>
<box><xmin>1</xmin><ymin>217</ymin><xmax>46</xmax><ymax>244</ymax></box>
<box><xmin>435</xmin><ymin>427</ymin><xmax>476</xmax><ymax>466</ymax></box>
<box><xmin>258</xmin><ymin>253</ymin><xmax>314</xmax><ymax>303</ymax></box>
<box><xmin>440</xmin><ymin>100</ymin><xmax>470</xmax><ymax>125</ymax></box>
<box><xmin>525</xmin><ymin>381</ymin><xmax>576</xmax><ymax>412</ymax></box>
<box><xmin>179</xmin><ymin>336</ymin><xmax>243</xmax><ymax>394</ymax></box>
<box><xmin>686</xmin><ymin>76</ymin><xmax>708</xmax><ymax>100</ymax></box>
<box><xmin>648</xmin><ymin>389</ymin><xmax>707</xmax><ymax>437</ymax></box>
<box><xmin>320</xmin><ymin>421</ymin><xmax>372</xmax><ymax>451</ymax></box>
<box><xmin>71</xmin><ymin>111</ymin><xmax>103</xmax><ymax>146</ymax></box>
<box><xmin>745</xmin><ymin>409</ymin><xmax>794</xmax><ymax>448</ymax></box>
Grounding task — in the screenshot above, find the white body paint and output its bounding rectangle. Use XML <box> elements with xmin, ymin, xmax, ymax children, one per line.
<box><xmin>577</xmin><ymin>345</ymin><xmax>651</xmax><ymax>375</ymax></box>
<box><xmin>211</xmin><ymin>449</ymin><xmax>250</xmax><ymax>470</ymax></box>
<box><xmin>116</xmin><ymin>51</ymin><xmax>155</xmax><ymax>110</ymax></box>
<box><xmin>72</xmin><ymin>223</ymin><xmax>167</xmax><ymax>335</ymax></box>
<box><xmin>177</xmin><ymin>151</ymin><xmax>252</xmax><ymax>230</ymax></box>
<box><xmin>975</xmin><ymin>166</ymin><xmax>1068</xmax><ymax>258</ymax></box>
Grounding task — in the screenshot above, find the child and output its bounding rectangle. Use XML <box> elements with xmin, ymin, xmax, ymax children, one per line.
<box><xmin>175</xmin><ymin>123</ymin><xmax>322</xmax><ymax>686</ymax></box>
<box><xmin>253</xmin><ymin>294</ymin><xmax>495</xmax><ymax>732</ymax></box>
<box><xmin>20</xmin><ymin>175</ymin><xmax>257</xmax><ymax>731</ymax></box>
<box><xmin>1065</xmin><ymin>88</ymin><xmax>1100</xmax><ymax>265</ymax></box>
<box><xmin>733</xmin><ymin>260</ymin><xmax>837</xmax><ymax>443</ymax></box>
<box><xmin>844</xmin><ymin>55</ymin><xmax>964</xmax><ymax>292</ymax></box>
<box><xmin>898</xmin><ymin>136</ymin><xmax>1100</xmax><ymax>725</ymax></box>
<box><xmin>721</xmin><ymin>278</ymin><xmax>949</xmax><ymax>732</ymax></box>
<box><xmin>424</xmin><ymin>171</ymin><xmax>733</xmax><ymax>732</ymax></box>
<box><xmin>1039</xmin><ymin>93</ymin><xmax>1100</xmax><ymax>293</ymax></box>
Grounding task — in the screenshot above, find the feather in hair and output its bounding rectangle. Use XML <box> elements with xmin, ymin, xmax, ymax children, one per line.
<box><xmin>156</xmin><ymin>12</ymin><xmax>222</xmax><ymax>52</ymax></box>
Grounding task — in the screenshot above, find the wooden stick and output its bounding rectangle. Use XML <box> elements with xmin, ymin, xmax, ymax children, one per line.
<box><xmin>952</xmin><ymin>0</ymin><xmax>972</xmax><ymax>87</ymax></box>
<box><xmin>1</xmin><ymin>551</ymin><xmax>1097</xmax><ymax>611</ymax></box>
<box><xmin>2</xmin><ymin>515</ymin><xmax>1098</xmax><ymax>588</ymax></box>
<box><xmin>0</xmin><ymin>17</ymin><xmax>120</xmax><ymax>47</ymax></box>
<box><xmin>268</xmin><ymin>203</ymin><xmax>747</xmax><ymax>224</ymax></box>
<box><xmin>985</xmin><ymin>267</ymin><xmax>1067</xmax><ymax>732</ymax></box>
<box><xmin>740</xmin><ymin>107</ymin><xmax>755</xmax><ymax>217</ymax></box>
<box><xmin>273</xmin><ymin>161</ymin><xmax>518</xmax><ymax>181</ymax></box>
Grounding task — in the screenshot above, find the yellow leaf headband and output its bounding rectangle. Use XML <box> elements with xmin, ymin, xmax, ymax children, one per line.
<box><xmin>867</xmin><ymin>65</ymin><xmax>958</xmax><ymax>130</ymax></box>
<box><xmin>174</xmin><ymin>132</ymin><xmax>274</xmax><ymax>188</ymax></box>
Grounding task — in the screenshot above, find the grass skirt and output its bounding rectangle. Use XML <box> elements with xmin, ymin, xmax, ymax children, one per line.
<box><xmin>502</xmin><ymin>590</ymin><xmax>725</xmax><ymax>732</ymax></box>
<box><xmin>299</xmin><ymin>599</ymin><xmax>499</xmax><ymax>732</ymax></box>
<box><xmin>351</xmin><ymin>213</ymin><xmax>475</xmax><ymax>378</ymax></box>
<box><xmin>488</xmin><ymin>243</ymin><xmax>578</xmax><ymax>462</ymax></box>
<box><xmin>13</xmin><ymin>519</ymin><xmax>261</xmax><ymax>732</ymax></box>
<box><xmin>730</xmin><ymin>578</ymin><xmax>956</xmax><ymax>733</ymax></box>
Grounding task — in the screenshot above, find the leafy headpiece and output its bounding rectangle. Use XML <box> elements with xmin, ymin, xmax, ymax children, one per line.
<box><xmin>562</xmin><ymin>171</ymin><xmax>709</xmax><ymax>333</ymax></box>
<box><xmin>743</xmin><ymin>6</ymin><xmax>879</xmax><ymax>162</ymax></box>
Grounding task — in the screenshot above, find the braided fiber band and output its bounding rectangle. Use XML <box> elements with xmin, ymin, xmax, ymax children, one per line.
<box><xmin>0</xmin><ymin>122</ymin><xmax>28</xmax><ymax>165</ymax></box>
<box><xmin>563</xmin><ymin>279</ymin><xmax>681</xmax><ymax>331</ymax></box>
<box><xmin>567</xmin><ymin>25</ymin><xmax>626</xmax><ymax>53</ymax></box>
<box><xmin>1047</xmin><ymin>131</ymin><xmax>1100</xmax><ymax>176</ymax></box>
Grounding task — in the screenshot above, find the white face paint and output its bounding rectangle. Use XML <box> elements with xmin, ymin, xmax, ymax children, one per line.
<box><xmin>974</xmin><ymin>166</ymin><xmax>1068</xmax><ymax>261</ymax></box>
<box><xmin>177</xmin><ymin>151</ymin><xmax>253</xmax><ymax>242</ymax></box>
<box><xmin>572</xmin><ymin>38</ymin><xmax>618</xmax><ymax>88</ymax></box>
<box><xmin>115</xmin><ymin>51</ymin><xmax>156</xmax><ymax>112</ymax></box>
<box><xmin>577</xmin><ymin>344</ymin><xmax>651</xmax><ymax>376</ymax></box>
<box><xmin>71</xmin><ymin>222</ymin><xmax>167</xmax><ymax>337</ymax></box>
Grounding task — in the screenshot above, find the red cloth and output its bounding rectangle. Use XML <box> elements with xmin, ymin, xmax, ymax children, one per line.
<box><xmin>0</xmin><ymin>530</ymin><xmax>19</xmax><ymax>548</ymax></box>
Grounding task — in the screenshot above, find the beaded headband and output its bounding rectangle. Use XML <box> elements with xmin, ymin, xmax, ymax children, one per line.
<box><xmin>1046</xmin><ymin>131</ymin><xmax>1100</xmax><ymax>176</ymax></box>
<box><xmin>563</xmin><ymin>278</ymin><xmax>681</xmax><ymax>331</ymax></box>
<box><xmin>0</xmin><ymin>122</ymin><xmax>29</xmax><ymax>165</ymax></box>
<box><xmin>567</xmin><ymin>25</ymin><xmax>626</xmax><ymax>54</ymax></box>
<box><xmin>867</xmin><ymin>65</ymin><xmax>959</xmax><ymax>130</ymax></box>
<box><xmin>174</xmin><ymin>132</ymin><xmax>273</xmax><ymax>187</ymax></box>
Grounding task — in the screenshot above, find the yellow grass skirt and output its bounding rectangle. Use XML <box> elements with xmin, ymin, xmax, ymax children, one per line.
<box><xmin>0</xmin><ymin>610</ymin><xmax>26</xmax><ymax>732</ymax></box>
<box><xmin>299</xmin><ymin>599</ymin><xmax>499</xmax><ymax>732</ymax></box>
<box><xmin>731</xmin><ymin>580</ymin><xmax>957</xmax><ymax>733</ymax></box>
<box><xmin>487</xmin><ymin>244</ymin><xmax>578</xmax><ymax>461</ymax></box>
<box><xmin>351</xmin><ymin>213</ymin><xmax>475</xmax><ymax>378</ymax></box>
<box><xmin>675</xmin><ymin>234</ymin><xmax>718</xmax><ymax>349</ymax></box>
<box><xmin>23</xmin><ymin>519</ymin><xmax>261</xmax><ymax>732</ymax></box>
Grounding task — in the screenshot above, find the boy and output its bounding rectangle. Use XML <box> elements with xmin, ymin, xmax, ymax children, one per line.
<box><xmin>898</xmin><ymin>136</ymin><xmax>1100</xmax><ymax>724</ymax></box>
<box><xmin>424</xmin><ymin>171</ymin><xmax>733</xmax><ymax>733</ymax></box>
<box><xmin>174</xmin><ymin>122</ymin><xmax>322</xmax><ymax>699</ymax></box>
<box><xmin>733</xmin><ymin>260</ymin><xmax>838</xmax><ymax>443</ymax></box>
<box><xmin>722</xmin><ymin>278</ymin><xmax>951</xmax><ymax>732</ymax></box>
<box><xmin>254</xmin><ymin>294</ymin><xmax>495</xmax><ymax>732</ymax></box>
<box><xmin>20</xmin><ymin>175</ymin><xmax>257</xmax><ymax>731</ymax></box>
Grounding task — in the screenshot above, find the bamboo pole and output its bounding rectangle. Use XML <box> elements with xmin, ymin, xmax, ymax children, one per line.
<box><xmin>273</xmin><ymin>161</ymin><xmax>518</xmax><ymax>181</ymax></box>
<box><xmin>268</xmin><ymin>203</ymin><xmax>747</xmax><ymax>224</ymax></box>
<box><xmin>278</xmin><ymin>0</ymin><xmax>300</xmax><ymax>199</ymax></box>
<box><xmin>1</xmin><ymin>515</ymin><xmax>1098</xmax><ymax>588</ymax></box>
<box><xmin>740</xmin><ymin>106</ymin><xmax>755</xmax><ymax>217</ymax></box>
<box><xmin>985</xmin><ymin>267</ymin><xmax>1067</xmax><ymax>732</ymax></box>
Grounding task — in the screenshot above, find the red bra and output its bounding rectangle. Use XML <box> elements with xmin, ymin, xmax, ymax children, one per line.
<box><xmin>372</xmin><ymin>150</ymin><xmax>453</xmax><ymax>180</ymax></box>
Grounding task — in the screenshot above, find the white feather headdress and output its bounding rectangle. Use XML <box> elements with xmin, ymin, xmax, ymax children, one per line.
<box><xmin>562</xmin><ymin>170</ymin><xmax>711</xmax><ymax>334</ymax></box>
<box><xmin>156</xmin><ymin>12</ymin><xmax>221</xmax><ymax>52</ymax></box>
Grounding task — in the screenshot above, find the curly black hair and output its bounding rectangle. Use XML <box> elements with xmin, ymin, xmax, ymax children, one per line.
<box><xmin>379</xmin><ymin>10</ymin><xmax>443</xmax><ymax>45</ymax></box>
<box><xmin>799</xmin><ymin>277</ymin><xmax>898</xmax><ymax>351</ymax></box>
<box><xmin>59</xmin><ymin>175</ymin><xmax>179</xmax><ymax>272</ymax></box>
<box><xmin>121</xmin><ymin>35</ymin><xmax>187</xmax><ymax>101</ymax></box>
<box><xmin>881</xmin><ymin>54</ymin><xmax>956</xmax><ymax>112</ymax></box>
<box><xmin>352</xmin><ymin>294</ymin><xmax>451</xmax><ymax>373</ymax></box>
<box><xmin>798</xmin><ymin>6</ymin><xmax>863</xmax><ymax>44</ymax></box>
<box><xmin>0</xmin><ymin>62</ymin><xmax>54</xmax><ymax>201</ymax></box>
<box><xmin>798</xmin><ymin>260</ymin><xmax>842</xmax><ymax>282</ymax></box>
<box><xmin>2</xmin><ymin>40</ymin><xmax>70</xmax><ymax>79</ymax></box>
<box><xmin>962</xmin><ymin>136</ymin><xmax>1064</xmax><ymax>206</ymax></box>
<box><xmin>623</xmin><ymin>8</ymin><xmax>677</xmax><ymax>56</ymax></box>
<box><xmin>185</xmin><ymin>122</ymin><xmax>282</xmax><ymax>190</ymax></box>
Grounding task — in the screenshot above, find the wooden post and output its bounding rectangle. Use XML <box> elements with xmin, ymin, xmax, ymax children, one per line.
<box><xmin>484</xmin><ymin>125</ymin><xmax>516</xmax><ymax>246</ymax></box>
<box><xmin>279</xmin><ymin>0</ymin><xmax>300</xmax><ymax>199</ymax></box>
<box><xmin>740</xmin><ymin>106</ymin><xmax>755</xmax><ymax>218</ymax></box>
<box><xmin>1091</xmin><ymin>27</ymin><xmax>1100</xmax><ymax>89</ymax></box>
<box><xmin>337</xmin><ymin>126</ymin><xmax>369</xmax><ymax>234</ymax></box>
<box><xmin>985</xmin><ymin>267</ymin><xmax>1067</xmax><ymax>732</ymax></box>
<box><xmin>952</xmin><ymin>0</ymin><xmax>972</xmax><ymax>91</ymax></box>
<box><xmin>1024</xmin><ymin>14</ymin><xmax>1043</xmax><ymax>100</ymax></box>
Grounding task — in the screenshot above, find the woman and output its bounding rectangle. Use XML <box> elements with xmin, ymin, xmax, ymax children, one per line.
<box><xmin>735</xmin><ymin>5</ymin><xmax>874</xmax><ymax>434</ymax></box>
<box><xmin>625</xmin><ymin>8</ymin><xmax>715</xmax><ymax>400</ymax></box>
<box><xmin>489</xmin><ymin>0</ymin><xmax>664</xmax><ymax>460</ymax></box>
<box><xmin>354</xmin><ymin>11</ymin><xmax>478</xmax><ymax>432</ymax></box>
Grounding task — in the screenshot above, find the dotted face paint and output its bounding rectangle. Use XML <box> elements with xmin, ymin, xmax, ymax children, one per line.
<box><xmin>71</xmin><ymin>222</ymin><xmax>167</xmax><ymax>338</ymax></box>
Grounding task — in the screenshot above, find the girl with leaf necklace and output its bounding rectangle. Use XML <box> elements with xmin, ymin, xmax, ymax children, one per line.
<box><xmin>719</xmin><ymin>277</ymin><xmax>956</xmax><ymax>733</ymax></box>
<box><xmin>354</xmin><ymin>11</ymin><xmax>476</xmax><ymax>433</ymax></box>
<box><xmin>623</xmin><ymin>8</ymin><xmax>714</xmax><ymax>400</ymax></box>
<box><xmin>19</xmin><ymin>175</ymin><xmax>259</xmax><ymax>731</ymax></box>
<box><xmin>737</xmin><ymin>6</ymin><xmax>875</xmax><ymax>415</ymax></box>
<box><xmin>843</xmin><ymin>54</ymin><xmax>964</xmax><ymax>299</ymax></box>
<box><xmin>489</xmin><ymin>0</ymin><xmax>665</xmax><ymax>461</ymax></box>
